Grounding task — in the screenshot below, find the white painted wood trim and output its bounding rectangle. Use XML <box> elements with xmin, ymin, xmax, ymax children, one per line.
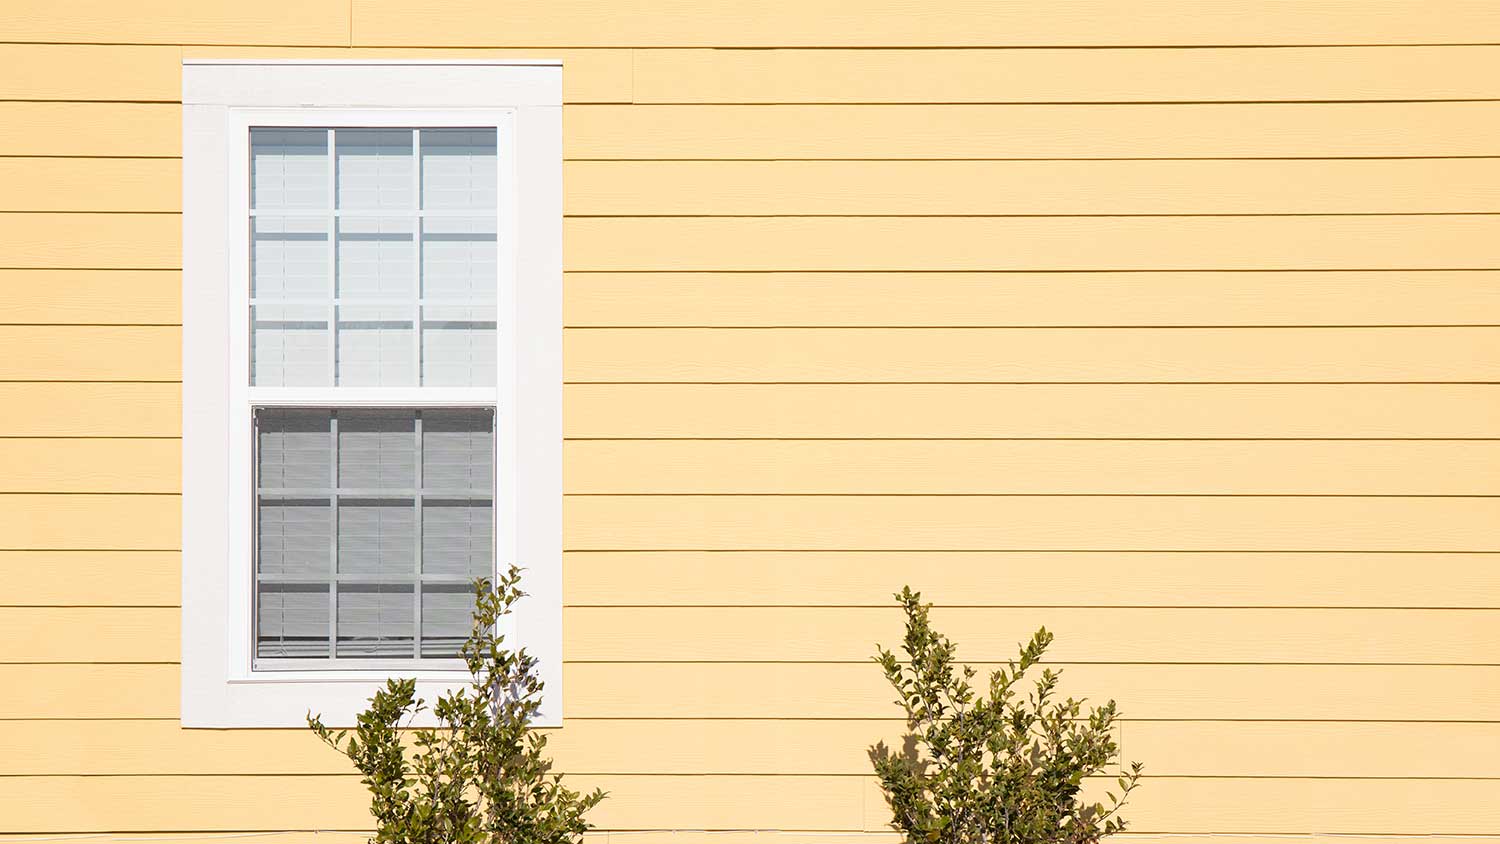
<box><xmin>185</xmin><ymin>61</ymin><xmax>562</xmax><ymax>107</ymax></box>
<box><xmin>181</xmin><ymin>60</ymin><xmax>563</xmax><ymax>729</ymax></box>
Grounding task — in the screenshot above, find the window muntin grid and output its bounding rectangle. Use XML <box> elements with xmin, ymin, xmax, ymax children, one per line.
<box><xmin>249</xmin><ymin>127</ymin><xmax>499</xmax><ymax>388</ymax></box>
<box><xmin>254</xmin><ymin>407</ymin><xmax>495</xmax><ymax>666</ymax></box>
<box><xmin>248</xmin><ymin>125</ymin><xmax>501</xmax><ymax>669</ymax></box>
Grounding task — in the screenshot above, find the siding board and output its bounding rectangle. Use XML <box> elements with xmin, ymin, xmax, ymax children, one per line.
<box><xmin>0</xmin><ymin>326</ymin><xmax>178</xmax><ymax>380</ymax></box>
<box><xmin>0</xmin><ymin>439</ymin><xmax>178</xmax><ymax>493</ymax></box>
<box><xmin>0</xmin><ymin>214</ymin><xmax>178</xmax><ymax>270</ymax></box>
<box><xmin>0</xmin><ymin>494</ymin><xmax>180</xmax><ymax>550</ymax></box>
<box><xmin>31</xmin><ymin>159</ymin><xmax>1500</xmax><ymax>216</ymax></box>
<box><xmin>565</xmin><ymin>271</ymin><xmax>1500</xmax><ymax>327</ymax></box>
<box><xmin>0</xmin><ymin>103</ymin><xmax>179</xmax><ymax>157</ymax></box>
<box><xmin>0</xmin><ymin>383</ymin><xmax>180</xmax><ymax>437</ymax></box>
<box><xmin>20</xmin><ymin>101</ymin><xmax>1500</xmax><ymax>160</ymax></box>
<box><xmin>1</xmin><ymin>775</ymin><xmax>1497</xmax><ymax>834</ymax></box>
<box><xmin>566</xmin><ymin>102</ymin><xmax>1500</xmax><ymax>159</ymax></box>
<box><xmin>10</xmin><ymin>549</ymin><xmax>1496</xmax><ymax>610</ymax></box>
<box><xmin>0</xmin><ymin>45</ymin><xmax>181</xmax><ymax>101</ymax></box>
<box><xmin>563</xmin><ymin>606</ymin><xmax>1500</xmax><ymax>664</ymax></box>
<box><xmin>10</xmin><ymin>606</ymin><xmax>1499</xmax><ymax>666</ymax></box>
<box><xmin>565</xmin><ymin>384</ymin><xmax>1500</xmax><ymax>438</ymax></box>
<box><xmin>567</xmin><ymin>216</ymin><xmax>1500</xmax><ymax>272</ymax></box>
<box><xmin>4</xmin><ymin>0</ymin><xmax>349</xmax><ymax>45</ymax></box>
<box><xmin>11</xmin><ymin>268</ymin><xmax>1500</xmax><ymax>327</ymax></box>
<box><xmin>4</xmin><ymin>720</ymin><xmax>1499</xmax><ymax>778</ymax></box>
<box><xmin>0</xmin><ymin>158</ymin><xmax>180</xmax><ymax>213</ymax></box>
<box><xmin>564</xmin><ymin>551</ymin><xmax>1500</xmax><ymax>609</ymax></box>
<box><xmin>565</xmin><ymin>495</ymin><xmax>1500</xmax><ymax>552</ymax></box>
<box><xmin>0</xmin><ymin>608</ymin><xmax>177</xmax><ymax>663</ymax></box>
<box><xmin>21</xmin><ymin>213</ymin><xmax>1500</xmax><ymax>272</ymax></box>
<box><xmin>10</xmin><ymin>325</ymin><xmax>1500</xmax><ymax>383</ymax></box>
<box><xmin>630</xmin><ymin>46</ymin><xmax>1500</xmax><ymax>104</ymax></box>
<box><xmin>564</xmin><ymin>662</ymin><xmax>1500</xmax><ymax>720</ymax></box>
<box><xmin>566</xmin><ymin>327</ymin><xmax>1500</xmax><ymax>383</ymax></box>
<box><xmin>19</xmin><ymin>438</ymin><xmax>1500</xmax><ymax>496</ymax></box>
<box><xmin>10</xmin><ymin>663</ymin><xmax>1500</xmax><ymax>721</ymax></box>
<box><xmin>0</xmin><ymin>551</ymin><xmax>179</xmax><ymax>606</ymax></box>
<box><xmin>567</xmin><ymin>440</ymin><xmax>1500</xmax><ymax>495</ymax></box>
<box><xmin>16</xmin><ymin>44</ymin><xmax>1500</xmax><ymax>106</ymax></box>
<box><xmin>567</xmin><ymin>159</ymin><xmax>1500</xmax><ymax>215</ymax></box>
<box><xmin>349</xmin><ymin>0</ymin><xmax>1500</xmax><ymax>47</ymax></box>
<box><xmin>0</xmin><ymin>269</ymin><xmax>180</xmax><ymax>324</ymax></box>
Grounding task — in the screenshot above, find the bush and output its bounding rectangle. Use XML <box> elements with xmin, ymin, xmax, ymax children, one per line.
<box><xmin>872</xmin><ymin>586</ymin><xmax>1143</xmax><ymax>844</ymax></box>
<box><xmin>309</xmin><ymin>566</ymin><xmax>605</xmax><ymax>844</ymax></box>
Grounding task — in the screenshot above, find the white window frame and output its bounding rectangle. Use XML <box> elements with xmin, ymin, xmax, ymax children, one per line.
<box><xmin>181</xmin><ymin>60</ymin><xmax>562</xmax><ymax>728</ymax></box>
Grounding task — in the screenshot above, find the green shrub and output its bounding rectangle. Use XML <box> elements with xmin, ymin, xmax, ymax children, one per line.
<box><xmin>309</xmin><ymin>566</ymin><xmax>605</xmax><ymax>844</ymax></box>
<box><xmin>873</xmin><ymin>586</ymin><xmax>1143</xmax><ymax>844</ymax></box>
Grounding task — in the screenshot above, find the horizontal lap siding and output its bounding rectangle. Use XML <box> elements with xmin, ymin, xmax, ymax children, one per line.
<box><xmin>9</xmin><ymin>720</ymin><xmax>1500</xmax><ymax>778</ymax></box>
<box><xmin>1</xmin><ymin>10</ymin><xmax>1497</xmax><ymax>843</ymax></box>
<box><xmin>4</xmin><ymin>775</ymin><xmax>1494</xmax><ymax>834</ymax></box>
<box><xmin>11</xmin><ymin>663</ymin><xmax>1500</xmax><ymax>720</ymax></box>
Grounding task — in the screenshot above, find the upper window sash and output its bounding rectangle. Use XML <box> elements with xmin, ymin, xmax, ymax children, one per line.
<box><xmin>227</xmin><ymin>109</ymin><xmax>518</xmax><ymax>404</ymax></box>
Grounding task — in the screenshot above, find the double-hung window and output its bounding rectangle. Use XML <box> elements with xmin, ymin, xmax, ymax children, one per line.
<box><xmin>181</xmin><ymin>61</ymin><xmax>562</xmax><ymax>727</ymax></box>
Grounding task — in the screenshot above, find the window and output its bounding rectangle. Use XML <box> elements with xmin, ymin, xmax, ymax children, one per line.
<box><xmin>182</xmin><ymin>61</ymin><xmax>562</xmax><ymax>727</ymax></box>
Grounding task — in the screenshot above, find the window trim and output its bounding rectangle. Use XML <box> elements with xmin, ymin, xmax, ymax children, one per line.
<box><xmin>182</xmin><ymin>60</ymin><xmax>562</xmax><ymax>728</ymax></box>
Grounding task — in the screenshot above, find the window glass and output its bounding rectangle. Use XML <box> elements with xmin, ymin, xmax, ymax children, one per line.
<box><xmin>254</xmin><ymin>408</ymin><xmax>495</xmax><ymax>664</ymax></box>
<box><xmin>248</xmin><ymin>127</ymin><xmax>499</xmax><ymax>388</ymax></box>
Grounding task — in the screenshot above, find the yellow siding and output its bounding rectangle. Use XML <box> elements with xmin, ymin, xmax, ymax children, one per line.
<box><xmin>569</xmin><ymin>159</ymin><xmax>1500</xmax><ymax>215</ymax></box>
<box><xmin>346</xmin><ymin>1</ymin><xmax>1500</xmax><ymax>47</ymax></box>
<box><xmin>11</xmin><ymin>605</ymin><xmax>1500</xmax><ymax>664</ymax></box>
<box><xmin>565</xmin><ymin>271</ymin><xmax>1500</xmax><ymax>326</ymax></box>
<box><xmin>2</xmin><ymin>4</ymin><xmax>1498</xmax><ymax>843</ymax></box>
<box><xmin>8</xmin><ymin>719</ymin><xmax>1499</xmax><ymax>778</ymax></box>
<box><xmin>563</xmin><ymin>102</ymin><xmax>1500</xmax><ymax>158</ymax></box>
<box><xmin>565</xmin><ymin>384</ymin><xmax>1500</xmax><ymax>437</ymax></box>
<box><xmin>564</xmin><ymin>327</ymin><xmax>1500</xmax><ymax>381</ymax></box>
<box><xmin>564</xmin><ymin>551</ymin><xmax>1500</xmax><ymax>608</ymax></box>
<box><xmin>629</xmin><ymin>45</ymin><xmax>1500</xmax><ymax>102</ymax></box>
<box><xmin>3</xmin><ymin>775</ymin><xmax>1498</xmax><ymax>834</ymax></box>
<box><xmin>10</xmin><ymin>663</ymin><xmax>1500</xmax><ymax>721</ymax></box>
<box><xmin>0</xmin><ymin>551</ymin><xmax>179</xmax><ymax>605</ymax></box>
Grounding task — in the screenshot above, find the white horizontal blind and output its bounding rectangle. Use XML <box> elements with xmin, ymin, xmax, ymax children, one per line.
<box><xmin>249</xmin><ymin>124</ymin><xmax>501</xmax><ymax>667</ymax></box>
<box><xmin>249</xmin><ymin>128</ymin><xmax>498</xmax><ymax>388</ymax></box>
<box><xmin>255</xmin><ymin>408</ymin><xmax>496</xmax><ymax>662</ymax></box>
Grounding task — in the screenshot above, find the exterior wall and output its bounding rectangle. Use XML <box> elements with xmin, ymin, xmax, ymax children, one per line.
<box><xmin>4</xmin><ymin>2</ymin><xmax>1500</xmax><ymax>842</ymax></box>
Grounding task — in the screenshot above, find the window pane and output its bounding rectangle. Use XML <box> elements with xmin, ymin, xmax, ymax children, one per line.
<box><xmin>251</xmin><ymin>129</ymin><xmax>327</xmax><ymax>210</ymax></box>
<box><xmin>421</xmin><ymin>128</ymin><xmax>497</xmax><ymax>211</ymax></box>
<box><xmin>422</xmin><ymin>306</ymin><xmax>497</xmax><ymax>387</ymax></box>
<box><xmin>337</xmin><ymin>216</ymin><xmax>415</xmax><ymax>300</ymax></box>
<box><xmin>251</xmin><ymin>304</ymin><xmax>330</xmax><ymax>387</ymax></box>
<box><xmin>258</xmin><ymin>409</ymin><xmax>332</xmax><ymax>490</ymax></box>
<box><xmin>420</xmin><ymin>215</ymin><xmax>496</xmax><ymax>387</ymax></box>
<box><xmin>338</xmin><ymin>498</ymin><xmax>416</xmax><ymax>576</ymax></box>
<box><xmin>254</xmin><ymin>407</ymin><xmax>495</xmax><ymax>665</ymax></box>
<box><xmin>337</xmin><ymin>583</ymin><xmax>414</xmax><ymax>657</ymax></box>
<box><xmin>257</xmin><ymin>497</ymin><xmax>331</xmax><ymax>578</ymax></box>
<box><xmin>337</xmin><ymin>129</ymin><xmax>413</xmax><ymax>211</ymax></box>
<box><xmin>338</xmin><ymin>410</ymin><xmax>416</xmax><ymax>489</ymax></box>
<box><xmin>423</xmin><ymin>500</ymin><xmax>493</xmax><ymax>577</ymax></box>
<box><xmin>422</xmin><ymin>409</ymin><xmax>494</xmax><ymax>490</ymax></box>
<box><xmin>257</xmin><ymin>582</ymin><xmax>330</xmax><ymax>659</ymax></box>
<box><xmin>336</xmin><ymin>305</ymin><xmax>415</xmax><ymax>387</ymax></box>
<box><xmin>248</xmin><ymin>125</ymin><xmax>498</xmax><ymax>389</ymax></box>
<box><xmin>421</xmin><ymin>216</ymin><xmax>496</xmax><ymax>301</ymax></box>
<box><xmin>420</xmin><ymin>582</ymin><xmax>474</xmax><ymax>658</ymax></box>
<box><xmin>252</xmin><ymin>216</ymin><xmax>328</xmax><ymax>299</ymax></box>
